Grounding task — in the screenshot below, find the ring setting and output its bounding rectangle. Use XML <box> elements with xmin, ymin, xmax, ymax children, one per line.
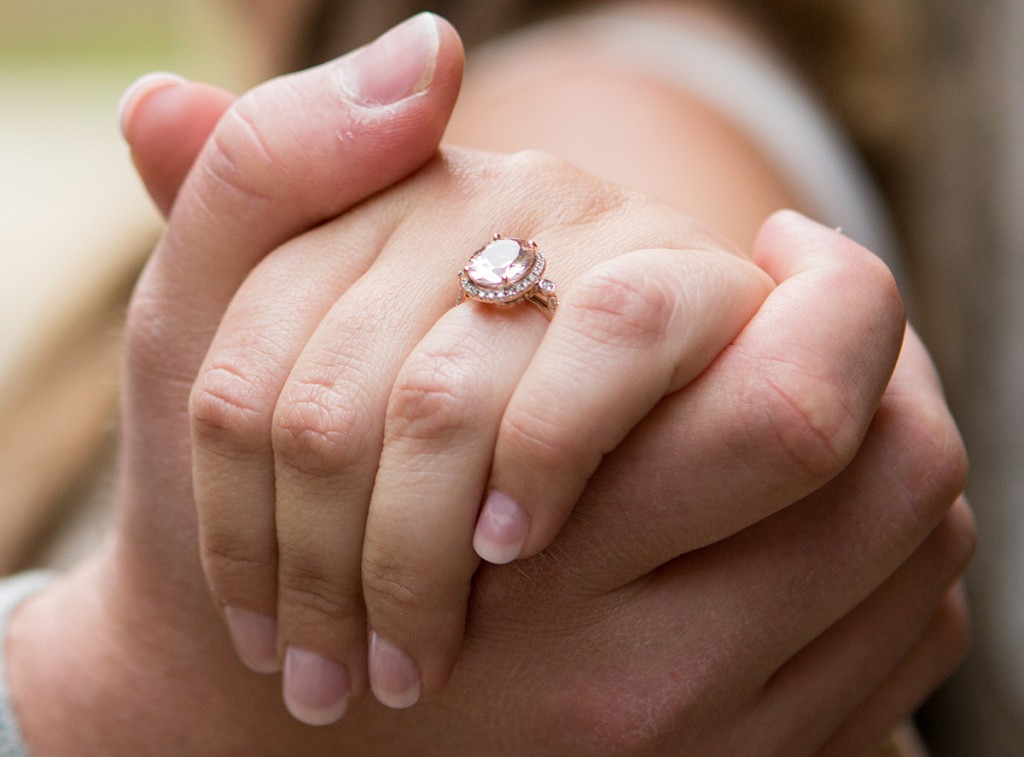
<box><xmin>457</xmin><ymin>234</ymin><xmax>558</xmax><ymax>315</ymax></box>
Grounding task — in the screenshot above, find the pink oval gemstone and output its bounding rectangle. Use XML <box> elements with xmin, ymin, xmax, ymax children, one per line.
<box><xmin>466</xmin><ymin>238</ymin><xmax>534</xmax><ymax>288</ymax></box>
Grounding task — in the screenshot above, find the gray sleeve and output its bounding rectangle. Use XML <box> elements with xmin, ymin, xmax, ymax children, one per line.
<box><xmin>0</xmin><ymin>573</ymin><xmax>56</xmax><ymax>757</ymax></box>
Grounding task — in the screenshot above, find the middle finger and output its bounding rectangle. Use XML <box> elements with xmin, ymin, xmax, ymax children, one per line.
<box><xmin>274</xmin><ymin>152</ymin><xmax>745</xmax><ymax>713</ymax></box>
<box><xmin>361</xmin><ymin>233</ymin><xmax>768</xmax><ymax>707</ymax></box>
<box><xmin>200</xmin><ymin>148</ymin><xmax>743</xmax><ymax>720</ymax></box>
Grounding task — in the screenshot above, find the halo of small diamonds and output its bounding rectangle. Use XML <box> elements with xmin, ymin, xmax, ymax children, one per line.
<box><xmin>459</xmin><ymin>237</ymin><xmax>547</xmax><ymax>305</ymax></box>
<box><xmin>456</xmin><ymin>234</ymin><xmax>558</xmax><ymax>315</ymax></box>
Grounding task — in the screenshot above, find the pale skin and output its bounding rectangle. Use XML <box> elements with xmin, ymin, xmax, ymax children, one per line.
<box><xmin>7</xmin><ymin>10</ymin><xmax>972</xmax><ymax>756</ymax></box>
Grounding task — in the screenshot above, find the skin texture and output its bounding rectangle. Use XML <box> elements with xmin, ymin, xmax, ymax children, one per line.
<box><xmin>6</xmin><ymin>11</ymin><xmax>972</xmax><ymax>756</ymax></box>
<box><xmin>188</xmin><ymin>148</ymin><xmax>773</xmax><ymax>715</ymax></box>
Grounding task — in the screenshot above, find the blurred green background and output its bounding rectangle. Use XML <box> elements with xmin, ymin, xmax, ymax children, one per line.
<box><xmin>1</xmin><ymin>0</ymin><xmax>177</xmax><ymax>65</ymax></box>
<box><xmin>0</xmin><ymin>0</ymin><xmax>216</xmax><ymax>390</ymax></box>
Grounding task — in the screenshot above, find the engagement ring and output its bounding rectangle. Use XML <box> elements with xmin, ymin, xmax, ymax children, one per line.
<box><xmin>456</xmin><ymin>234</ymin><xmax>558</xmax><ymax>316</ymax></box>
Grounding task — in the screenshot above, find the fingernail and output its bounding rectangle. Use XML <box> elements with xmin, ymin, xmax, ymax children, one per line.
<box><xmin>473</xmin><ymin>491</ymin><xmax>530</xmax><ymax>565</ymax></box>
<box><xmin>117</xmin><ymin>71</ymin><xmax>187</xmax><ymax>138</ymax></box>
<box><xmin>774</xmin><ymin>208</ymin><xmax>835</xmax><ymax>234</ymax></box>
<box><xmin>224</xmin><ymin>605</ymin><xmax>281</xmax><ymax>674</ymax></box>
<box><xmin>283</xmin><ymin>646</ymin><xmax>351</xmax><ymax>726</ymax></box>
<box><xmin>369</xmin><ymin>631</ymin><xmax>421</xmax><ymax>709</ymax></box>
<box><xmin>337</xmin><ymin>12</ymin><xmax>440</xmax><ymax>107</ymax></box>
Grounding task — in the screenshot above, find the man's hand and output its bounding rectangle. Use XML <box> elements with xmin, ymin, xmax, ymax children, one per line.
<box><xmin>7</xmin><ymin>12</ymin><xmax>971</xmax><ymax>756</ymax></box>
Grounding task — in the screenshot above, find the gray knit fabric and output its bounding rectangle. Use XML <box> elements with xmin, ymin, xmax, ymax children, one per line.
<box><xmin>0</xmin><ymin>573</ymin><xmax>55</xmax><ymax>757</ymax></box>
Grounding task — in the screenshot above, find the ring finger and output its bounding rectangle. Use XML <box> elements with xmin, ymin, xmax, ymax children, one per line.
<box><xmin>360</xmin><ymin>233</ymin><xmax>770</xmax><ymax>708</ymax></box>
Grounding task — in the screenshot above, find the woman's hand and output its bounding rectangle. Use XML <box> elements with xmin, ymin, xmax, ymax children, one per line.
<box><xmin>122</xmin><ymin>7</ymin><xmax>483</xmax><ymax>720</ymax></box>
<box><xmin>185</xmin><ymin>145</ymin><xmax>772</xmax><ymax>721</ymax></box>
<box><xmin>8</xmin><ymin>16</ymin><xmax>967</xmax><ymax>754</ymax></box>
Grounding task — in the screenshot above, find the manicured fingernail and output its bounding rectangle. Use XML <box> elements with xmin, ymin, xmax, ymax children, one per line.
<box><xmin>117</xmin><ymin>71</ymin><xmax>187</xmax><ymax>138</ymax></box>
<box><xmin>337</xmin><ymin>12</ymin><xmax>440</xmax><ymax>107</ymax></box>
<box><xmin>473</xmin><ymin>491</ymin><xmax>530</xmax><ymax>565</ymax></box>
<box><xmin>283</xmin><ymin>646</ymin><xmax>351</xmax><ymax>726</ymax></box>
<box><xmin>369</xmin><ymin>631</ymin><xmax>421</xmax><ymax>709</ymax></box>
<box><xmin>224</xmin><ymin>605</ymin><xmax>280</xmax><ymax>674</ymax></box>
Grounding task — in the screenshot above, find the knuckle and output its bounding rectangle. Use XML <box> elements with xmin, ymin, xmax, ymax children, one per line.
<box><xmin>752</xmin><ymin>367</ymin><xmax>860</xmax><ymax>482</ymax></box>
<box><xmin>550</xmin><ymin>660</ymin><xmax>713</xmax><ymax>755</ymax></box>
<box><xmin>386</xmin><ymin>349</ymin><xmax>478</xmax><ymax>444</ymax></box>
<box><xmin>201</xmin><ymin>528</ymin><xmax>276</xmax><ymax>595</ymax></box>
<box><xmin>830</xmin><ymin>257</ymin><xmax>906</xmax><ymax>352</ymax></box>
<box><xmin>202</xmin><ymin>92</ymin><xmax>281</xmax><ymax>207</ymax></box>
<box><xmin>362</xmin><ymin>553</ymin><xmax>426</xmax><ymax>616</ymax></box>
<box><xmin>861</xmin><ymin>252</ymin><xmax>906</xmax><ymax>325</ymax></box>
<box><xmin>501</xmin><ymin>404</ymin><xmax>574</xmax><ymax>463</ymax></box>
<box><xmin>564</xmin><ymin>262</ymin><xmax>675</xmax><ymax>348</ymax></box>
<box><xmin>887</xmin><ymin>400</ymin><xmax>969</xmax><ymax>528</ymax></box>
<box><xmin>922</xmin><ymin>409</ymin><xmax>969</xmax><ymax>497</ymax></box>
<box><xmin>556</xmin><ymin>706</ymin><xmax>664</xmax><ymax>755</ymax></box>
<box><xmin>278</xmin><ymin>557</ymin><xmax>361</xmax><ymax>626</ymax></box>
<box><xmin>190</xmin><ymin>364</ymin><xmax>270</xmax><ymax>458</ymax></box>
<box><xmin>506</xmin><ymin>148</ymin><xmax>566</xmax><ymax>177</ymax></box>
<box><xmin>860</xmin><ymin>257</ymin><xmax>909</xmax><ymax>354</ymax></box>
<box><xmin>951</xmin><ymin>500</ymin><xmax>978</xmax><ymax>566</ymax></box>
<box><xmin>932</xmin><ymin>500</ymin><xmax>977</xmax><ymax>580</ymax></box>
<box><xmin>932</xmin><ymin>588</ymin><xmax>972</xmax><ymax>677</ymax></box>
<box><xmin>272</xmin><ymin>378</ymin><xmax>368</xmax><ymax>478</ymax></box>
<box><xmin>499</xmin><ymin>149</ymin><xmax>632</xmax><ymax>223</ymax></box>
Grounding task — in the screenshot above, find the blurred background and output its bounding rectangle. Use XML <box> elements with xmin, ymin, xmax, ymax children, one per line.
<box><xmin>0</xmin><ymin>0</ymin><xmax>268</xmax><ymax>570</ymax></box>
<box><xmin>0</xmin><ymin>0</ymin><xmax>252</xmax><ymax>398</ymax></box>
<box><xmin>1</xmin><ymin>0</ymin><xmax>168</xmax><ymax>569</ymax></box>
<box><xmin>0</xmin><ymin>0</ymin><xmax>1021</xmax><ymax>754</ymax></box>
<box><xmin>2</xmin><ymin>0</ymin><xmax>181</xmax><ymax>572</ymax></box>
<box><xmin>1</xmin><ymin>0</ymin><xmax>166</xmax><ymax>390</ymax></box>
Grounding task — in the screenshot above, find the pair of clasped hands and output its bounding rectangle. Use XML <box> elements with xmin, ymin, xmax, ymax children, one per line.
<box><xmin>86</xmin><ymin>12</ymin><xmax>970</xmax><ymax>756</ymax></box>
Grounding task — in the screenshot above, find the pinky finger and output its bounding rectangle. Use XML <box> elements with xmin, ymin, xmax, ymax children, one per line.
<box><xmin>476</xmin><ymin>247</ymin><xmax>771</xmax><ymax>564</ymax></box>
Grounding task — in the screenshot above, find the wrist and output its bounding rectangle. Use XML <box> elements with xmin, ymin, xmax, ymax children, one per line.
<box><xmin>7</xmin><ymin>554</ymin><xmax>152</xmax><ymax>756</ymax></box>
<box><xmin>5</xmin><ymin>547</ymin><xmax>400</xmax><ymax>756</ymax></box>
<box><xmin>6</xmin><ymin>551</ymin><xmax>244</xmax><ymax>756</ymax></box>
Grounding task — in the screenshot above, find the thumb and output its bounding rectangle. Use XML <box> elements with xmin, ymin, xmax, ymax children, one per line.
<box><xmin>128</xmin><ymin>12</ymin><xmax>463</xmax><ymax>384</ymax></box>
<box><xmin>117</xmin><ymin>13</ymin><xmax>464</xmax><ymax>585</ymax></box>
